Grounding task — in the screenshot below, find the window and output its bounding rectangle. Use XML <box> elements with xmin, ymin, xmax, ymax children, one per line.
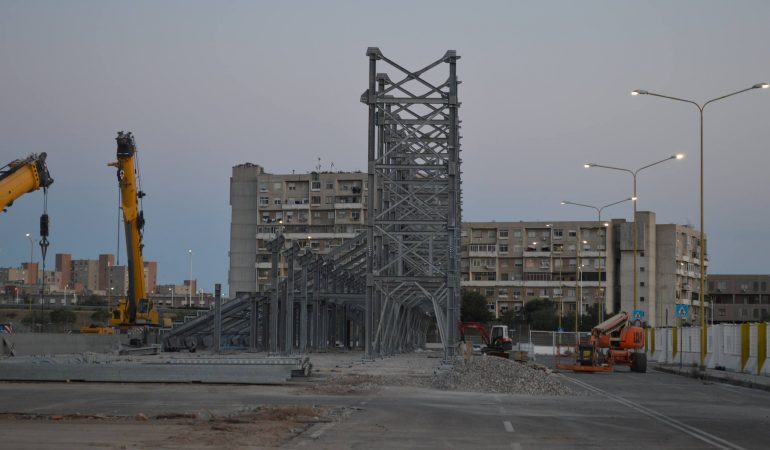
<box><xmin>313</xmin><ymin>211</ymin><xmax>321</xmax><ymax>218</ymax></box>
<box><xmin>499</xmin><ymin>230</ymin><xmax>508</xmax><ymax>239</ymax></box>
<box><xmin>553</xmin><ymin>229</ymin><xmax>563</xmax><ymax>239</ymax></box>
<box><xmin>487</xmin><ymin>230</ymin><xmax>495</xmax><ymax>239</ymax></box>
<box><xmin>273</xmin><ymin>199</ymin><xmax>281</xmax><ymax>205</ymax></box>
<box><xmin>352</xmin><ymin>211</ymin><xmax>361</xmax><ymax>221</ymax></box>
<box><xmin>514</xmin><ymin>259</ymin><xmax>523</xmax><ymax>267</ymax></box>
<box><xmin>539</xmin><ymin>260</ymin><xmax>550</xmax><ymax>269</ymax></box>
<box><xmin>288</xmin><ymin>183</ymin><xmax>296</xmax><ymax>191</ymax></box>
<box><xmin>311</xmin><ymin>196</ymin><xmax>321</xmax><ymax>205</ymax></box>
<box><xmin>311</xmin><ymin>181</ymin><xmax>321</xmax><ymax>191</ymax></box>
<box><xmin>485</xmin><ymin>288</ymin><xmax>495</xmax><ymax>297</ymax></box>
<box><xmin>325</xmin><ymin>196</ymin><xmax>334</xmax><ymax>204</ymax></box>
<box><xmin>501</xmin><ymin>273</ymin><xmax>509</xmax><ymax>281</ymax></box>
<box><xmin>338</xmin><ymin>210</ymin><xmax>347</xmax><ymax>218</ymax></box>
<box><xmin>640</xmin><ymin>251</ymin><xmax>645</xmax><ymax>257</ymax></box>
<box><xmin>326</xmin><ymin>182</ymin><xmax>334</xmax><ymax>189</ymax></box>
<box><xmin>259</xmin><ymin>183</ymin><xmax>268</xmax><ymax>193</ymax></box>
<box><xmin>513</xmin><ymin>230</ymin><xmax>522</xmax><ymax>238</ymax></box>
<box><xmin>640</xmin><ymin>282</ymin><xmax>645</xmax><ymax>287</ymax></box>
<box><xmin>569</xmin><ymin>259</ymin><xmax>576</xmax><ymax>267</ymax></box>
<box><xmin>499</xmin><ymin>244</ymin><xmax>509</xmax><ymax>253</ymax></box>
<box><xmin>528</xmin><ymin>230</ymin><xmax>537</xmax><ymax>238</ymax></box>
<box><xmin>754</xmin><ymin>282</ymin><xmax>760</xmax><ymax>291</ymax></box>
<box><xmin>554</xmin><ymin>259</ymin><xmax>563</xmax><ymax>268</ymax></box>
<box><xmin>328</xmin><ymin>212</ymin><xmax>335</xmax><ymax>219</ymax></box>
<box><xmin>259</xmin><ymin>197</ymin><xmax>269</xmax><ymax>206</ymax></box>
<box><xmin>718</xmin><ymin>308</ymin><xmax>726</xmax><ymax>317</ymax></box>
<box><xmin>640</xmin><ymin>296</ymin><xmax>645</xmax><ymax>302</ymax></box>
<box><xmin>273</xmin><ymin>182</ymin><xmax>282</xmax><ymax>190</ymax></box>
<box><xmin>568</xmin><ymin>230</ymin><xmax>577</xmax><ymax>237</ymax></box>
<box><xmin>640</xmin><ymin>267</ymin><xmax>645</xmax><ymax>272</ymax></box>
<box><xmin>310</xmin><ymin>241</ymin><xmax>320</xmax><ymax>250</ymax></box>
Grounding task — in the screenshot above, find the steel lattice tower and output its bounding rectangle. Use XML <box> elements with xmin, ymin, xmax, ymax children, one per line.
<box><xmin>363</xmin><ymin>48</ymin><xmax>462</xmax><ymax>359</ymax></box>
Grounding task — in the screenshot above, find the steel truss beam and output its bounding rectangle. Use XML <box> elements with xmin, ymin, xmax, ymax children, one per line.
<box><xmin>364</xmin><ymin>47</ymin><xmax>461</xmax><ymax>360</ymax></box>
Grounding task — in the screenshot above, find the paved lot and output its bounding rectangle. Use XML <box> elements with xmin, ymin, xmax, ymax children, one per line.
<box><xmin>0</xmin><ymin>351</ymin><xmax>768</xmax><ymax>449</ymax></box>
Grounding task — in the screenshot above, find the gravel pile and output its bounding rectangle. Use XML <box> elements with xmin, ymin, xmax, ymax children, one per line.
<box><xmin>432</xmin><ymin>355</ymin><xmax>572</xmax><ymax>396</ymax></box>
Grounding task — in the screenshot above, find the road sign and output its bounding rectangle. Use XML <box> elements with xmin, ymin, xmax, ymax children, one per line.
<box><xmin>632</xmin><ymin>310</ymin><xmax>645</xmax><ymax>321</ymax></box>
<box><xmin>675</xmin><ymin>304</ymin><xmax>689</xmax><ymax>319</ymax></box>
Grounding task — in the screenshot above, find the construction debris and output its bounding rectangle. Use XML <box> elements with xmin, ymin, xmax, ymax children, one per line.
<box><xmin>432</xmin><ymin>355</ymin><xmax>573</xmax><ymax>396</ymax></box>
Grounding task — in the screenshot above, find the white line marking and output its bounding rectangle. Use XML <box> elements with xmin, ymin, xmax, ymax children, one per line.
<box><xmin>562</xmin><ymin>375</ymin><xmax>747</xmax><ymax>450</ymax></box>
<box><xmin>360</xmin><ymin>400</ymin><xmax>368</xmax><ymax>406</ymax></box>
<box><xmin>503</xmin><ymin>421</ymin><xmax>514</xmax><ymax>432</ymax></box>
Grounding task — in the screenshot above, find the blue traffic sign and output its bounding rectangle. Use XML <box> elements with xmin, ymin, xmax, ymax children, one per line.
<box><xmin>675</xmin><ymin>304</ymin><xmax>689</xmax><ymax>319</ymax></box>
<box><xmin>632</xmin><ymin>309</ymin><xmax>645</xmax><ymax>321</ymax></box>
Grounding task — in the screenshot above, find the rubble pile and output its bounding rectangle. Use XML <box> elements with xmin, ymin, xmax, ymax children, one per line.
<box><xmin>432</xmin><ymin>355</ymin><xmax>573</xmax><ymax>395</ymax></box>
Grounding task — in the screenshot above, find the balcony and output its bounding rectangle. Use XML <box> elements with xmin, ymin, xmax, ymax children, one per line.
<box><xmin>335</xmin><ymin>202</ymin><xmax>363</xmax><ymax>209</ymax></box>
<box><xmin>283</xmin><ymin>202</ymin><xmax>310</xmax><ymax>210</ymax></box>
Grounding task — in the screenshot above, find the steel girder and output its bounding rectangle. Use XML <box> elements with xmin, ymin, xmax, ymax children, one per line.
<box><xmin>363</xmin><ymin>48</ymin><xmax>461</xmax><ymax>359</ymax></box>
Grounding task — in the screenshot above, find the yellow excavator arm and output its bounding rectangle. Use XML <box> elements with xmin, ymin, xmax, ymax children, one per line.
<box><xmin>108</xmin><ymin>132</ymin><xmax>158</xmax><ymax>327</ymax></box>
<box><xmin>0</xmin><ymin>153</ymin><xmax>53</xmax><ymax>213</ymax></box>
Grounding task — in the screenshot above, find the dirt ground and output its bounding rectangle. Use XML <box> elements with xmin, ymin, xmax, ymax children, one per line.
<box><xmin>0</xmin><ymin>405</ymin><xmax>343</xmax><ymax>450</ymax></box>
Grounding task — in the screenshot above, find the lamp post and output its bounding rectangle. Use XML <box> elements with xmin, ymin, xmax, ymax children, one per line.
<box><xmin>188</xmin><ymin>249</ymin><xmax>193</xmax><ymax>308</ymax></box>
<box><xmin>584</xmin><ymin>154</ymin><xmax>684</xmax><ymax>315</ymax></box>
<box><xmin>562</xmin><ymin>197</ymin><xmax>634</xmax><ymax>322</ymax></box>
<box><xmin>632</xmin><ymin>82</ymin><xmax>768</xmax><ymax>367</ymax></box>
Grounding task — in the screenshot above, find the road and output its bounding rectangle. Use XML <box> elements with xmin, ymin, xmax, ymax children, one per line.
<box><xmin>0</xmin><ymin>365</ymin><xmax>768</xmax><ymax>449</ymax></box>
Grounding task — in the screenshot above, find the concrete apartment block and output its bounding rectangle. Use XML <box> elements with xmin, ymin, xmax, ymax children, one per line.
<box><xmin>709</xmin><ymin>274</ymin><xmax>770</xmax><ymax>323</ymax></box>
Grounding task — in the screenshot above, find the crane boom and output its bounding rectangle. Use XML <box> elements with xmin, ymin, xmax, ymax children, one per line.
<box><xmin>109</xmin><ymin>132</ymin><xmax>158</xmax><ymax>327</ymax></box>
<box><xmin>0</xmin><ymin>153</ymin><xmax>53</xmax><ymax>213</ymax></box>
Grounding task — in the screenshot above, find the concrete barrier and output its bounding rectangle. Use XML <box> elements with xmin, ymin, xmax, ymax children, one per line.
<box><xmin>1</xmin><ymin>333</ymin><xmax>121</xmax><ymax>356</ymax></box>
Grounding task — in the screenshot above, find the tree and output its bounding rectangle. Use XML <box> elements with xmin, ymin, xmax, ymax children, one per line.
<box><xmin>522</xmin><ymin>299</ymin><xmax>559</xmax><ymax>330</ymax></box>
<box><xmin>49</xmin><ymin>308</ymin><xmax>76</xmax><ymax>324</ymax></box>
<box><xmin>460</xmin><ymin>290</ymin><xmax>493</xmax><ymax>323</ymax></box>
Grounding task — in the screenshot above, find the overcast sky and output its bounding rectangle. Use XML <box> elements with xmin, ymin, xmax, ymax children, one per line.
<box><xmin>1</xmin><ymin>1</ymin><xmax>769</xmax><ymax>295</ymax></box>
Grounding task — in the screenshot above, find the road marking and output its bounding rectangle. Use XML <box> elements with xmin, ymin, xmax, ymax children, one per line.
<box><xmin>503</xmin><ymin>421</ymin><xmax>514</xmax><ymax>432</ymax></box>
<box><xmin>359</xmin><ymin>400</ymin><xmax>368</xmax><ymax>406</ymax></box>
<box><xmin>562</xmin><ymin>375</ymin><xmax>748</xmax><ymax>450</ymax></box>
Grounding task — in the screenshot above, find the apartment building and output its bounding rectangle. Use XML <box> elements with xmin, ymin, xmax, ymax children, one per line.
<box><xmin>72</xmin><ymin>259</ymin><xmax>99</xmax><ymax>293</ymax></box>
<box><xmin>619</xmin><ymin>212</ymin><xmax>706</xmax><ymax>327</ymax></box>
<box><xmin>708</xmin><ymin>274</ymin><xmax>770</xmax><ymax>322</ymax></box>
<box><xmin>462</xmin><ymin>213</ymin><xmax>706</xmax><ymax>327</ymax></box>
<box><xmin>55</xmin><ymin>253</ymin><xmax>72</xmax><ymax>290</ymax></box>
<box><xmin>229</xmin><ymin>163</ymin><xmax>367</xmax><ymax>295</ymax></box>
<box><xmin>462</xmin><ymin>221</ymin><xmax>615</xmax><ymax>320</ymax></box>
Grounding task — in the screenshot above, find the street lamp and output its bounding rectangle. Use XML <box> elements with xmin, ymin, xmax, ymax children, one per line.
<box><xmin>632</xmin><ymin>82</ymin><xmax>768</xmax><ymax>367</ymax></box>
<box><xmin>562</xmin><ymin>197</ymin><xmax>634</xmax><ymax>322</ymax></box>
<box><xmin>188</xmin><ymin>249</ymin><xmax>193</xmax><ymax>308</ymax></box>
<box><xmin>584</xmin><ymin>154</ymin><xmax>684</xmax><ymax>314</ymax></box>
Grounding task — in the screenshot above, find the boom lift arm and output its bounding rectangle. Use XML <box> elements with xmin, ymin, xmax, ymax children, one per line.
<box><xmin>108</xmin><ymin>132</ymin><xmax>158</xmax><ymax>327</ymax></box>
<box><xmin>0</xmin><ymin>153</ymin><xmax>53</xmax><ymax>213</ymax></box>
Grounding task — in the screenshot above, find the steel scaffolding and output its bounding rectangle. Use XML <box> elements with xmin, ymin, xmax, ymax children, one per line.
<box><xmin>165</xmin><ymin>48</ymin><xmax>460</xmax><ymax>358</ymax></box>
<box><xmin>363</xmin><ymin>48</ymin><xmax>462</xmax><ymax>359</ymax></box>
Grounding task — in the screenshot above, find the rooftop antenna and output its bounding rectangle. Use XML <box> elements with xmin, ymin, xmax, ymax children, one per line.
<box><xmin>316</xmin><ymin>157</ymin><xmax>322</xmax><ymax>172</ymax></box>
<box><xmin>330</xmin><ymin>161</ymin><xmax>335</xmax><ymax>171</ymax></box>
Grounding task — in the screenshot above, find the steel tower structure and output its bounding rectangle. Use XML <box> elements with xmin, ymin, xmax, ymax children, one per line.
<box><xmin>363</xmin><ymin>48</ymin><xmax>462</xmax><ymax>359</ymax></box>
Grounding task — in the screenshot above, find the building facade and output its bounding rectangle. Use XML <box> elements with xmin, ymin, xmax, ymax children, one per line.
<box><xmin>229</xmin><ymin>163</ymin><xmax>367</xmax><ymax>295</ymax></box>
<box><xmin>461</xmin><ymin>221</ymin><xmax>615</xmax><ymax>320</ymax></box>
<box><xmin>462</xmin><ymin>214</ymin><xmax>706</xmax><ymax>327</ymax></box>
<box><xmin>616</xmin><ymin>212</ymin><xmax>706</xmax><ymax>327</ymax></box>
<box><xmin>708</xmin><ymin>274</ymin><xmax>770</xmax><ymax>322</ymax></box>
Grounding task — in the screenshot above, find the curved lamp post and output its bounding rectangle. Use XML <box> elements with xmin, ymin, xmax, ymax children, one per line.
<box><xmin>584</xmin><ymin>154</ymin><xmax>684</xmax><ymax>315</ymax></box>
<box><xmin>632</xmin><ymin>82</ymin><xmax>768</xmax><ymax>367</ymax></box>
<box><xmin>562</xmin><ymin>197</ymin><xmax>634</xmax><ymax>323</ymax></box>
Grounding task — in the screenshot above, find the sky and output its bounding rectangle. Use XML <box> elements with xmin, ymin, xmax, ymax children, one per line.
<box><xmin>1</xmin><ymin>1</ymin><xmax>769</xmax><ymax>296</ymax></box>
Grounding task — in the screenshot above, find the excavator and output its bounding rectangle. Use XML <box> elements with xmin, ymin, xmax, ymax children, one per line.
<box><xmin>108</xmin><ymin>132</ymin><xmax>160</xmax><ymax>330</ymax></box>
<box><xmin>459</xmin><ymin>322</ymin><xmax>514</xmax><ymax>358</ymax></box>
<box><xmin>557</xmin><ymin>311</ymin><xmax>647</xmax><ymax>373</ymax></box>
<box><xmin>1</xmin><ymin>153</ymin><xmax>53</xmax><ymax>214</ymax></box>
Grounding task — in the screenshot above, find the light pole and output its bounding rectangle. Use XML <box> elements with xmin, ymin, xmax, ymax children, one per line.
<box><xmin>188</xmin><ymin>249</ymin><xmax>193</xmax><ymax>308</ymax></box>
<box><xmin>584</xmin><ymin>154</ymin><xmax>684</xmax><ymax>315</ymax></box>
<box><xmin>562</xmin><ymin>197</ymin><xmax>634</xmax><ymax>322</ymax></box>
<box><xmin>632</xmin><ymin>82</ymin><xmax>768</xmax><ymax>367</ymax></box>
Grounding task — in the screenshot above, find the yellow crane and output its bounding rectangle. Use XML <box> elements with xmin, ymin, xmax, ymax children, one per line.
<box><xmin>108</xmin><ymin>132</ymin><xmax>159</xmax><ymax>327</ymax></box>
<box><xmin>0</xmin><ymin>153</ymin><xmax>53</xmax><ymax>214</ymax></box>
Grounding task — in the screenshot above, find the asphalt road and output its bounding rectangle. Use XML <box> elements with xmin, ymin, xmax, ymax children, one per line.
<box><xmin>0</xmin><ymin>366</ymin><xmax>768</xmax><ymax>449</ymax></box>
